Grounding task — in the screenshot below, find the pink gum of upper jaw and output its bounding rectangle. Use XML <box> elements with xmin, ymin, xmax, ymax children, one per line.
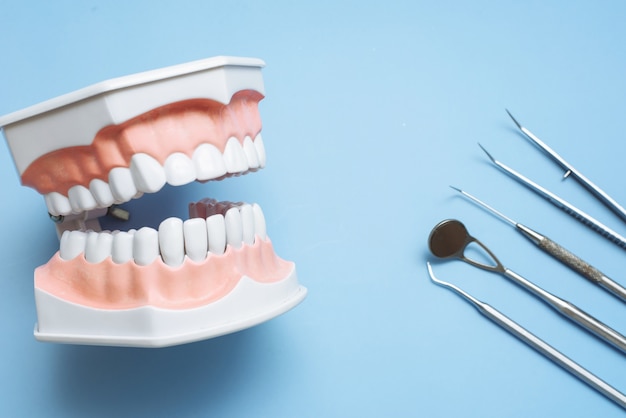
<box><xmin>21</xmin><ymin>90</ymin><xmax>264</xmax><ymax>196</ymax></box>
<box><xmin>35</xmin><ymin>238</ymin><xmax>292</xmax><ymax>310</ymax></box>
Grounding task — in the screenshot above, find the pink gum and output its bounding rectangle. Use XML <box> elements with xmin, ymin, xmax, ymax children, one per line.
<box><xmin>21</xmin><ymin>90</ymin><xmax>264</xmax><ymax>196</ymax></box>
<box><xmin>35</xmin><ymin>238</ymin><xmax>292</xmax><ymax>310</ymax></box>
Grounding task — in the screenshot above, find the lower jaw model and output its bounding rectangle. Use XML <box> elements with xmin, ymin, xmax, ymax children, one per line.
<box><xmin>0</xmin><ymin>56</ymin><xmax>307</xmax><ymax>347</ymax></box>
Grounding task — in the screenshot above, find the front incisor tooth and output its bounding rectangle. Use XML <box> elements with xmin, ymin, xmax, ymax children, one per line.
<box><xmin>206</xmin><ymin>214</ymin><xmax>226</xmax><ymax>255</ymax></box>
<box><xmin>242</xmin><ymin>136</ymin><xmax>260</xmax><ymax>169</ymax></box>
<box><xmin>158</xmin><ymin>217</ymin><xmax>185</xmax><ymax>267</ymax></box>
<box><xmin>133</xmin><ymin>227</ymin><xmax>159</xmax><ymax>266</ymax></box>
<box><xmin>60</xmin><ymin>230</ymin><xmax>87</xmax><ymax>260</ymax></box>
<box><xmin>224</xmin><ymin>207</ymin><xmax>243</xmax><ymax>249</ymax></box>
<box><xmin>45</xmin><ymin>192</ymin><xmax>72</xmax><ymax>217</ymax></box>
<box><xmin>251</xmin><ymin>203</ymin><xmax>267</xmax><ymax>240</ymax></box>
<box><xmin>111</xmin><ymin>230</ymin><xmax>134</xmax><ymax>264</ymax></box>
<box><xmin>193</xmin><ymin>143</ymin><xmax>227</xmax><ymax>181</ymax></box>
<box><xmin>240</xmin><ymin>204</ymin><xmax>255</xmax><ymax>245</ymax></box>
<box><xmin>130</xmin><ymin>153</ymin><xmax>166</xmax><ymax>193</ymax></box>
<box><xmin>183</xmin><ymin>218</ymin><xmax>208</xmax><ymax>262</ymax></box>
<box><xmin>224</xmin><ymin>137</ymin><xmax>248</xmax><ymax>173</ymax></box>
<box><xmin>89</xmin><ymin>179</ymin><xmax>115</xmax><ymax>207</ymax></box>
<box><xmin>254</xmin><ymin>133</ymin><xmax>267</xmax><ymax>168</ymax></box>
<box><xmin>164</xmin><ymin>152</ymin><xmax>196</xmax><ymax>186</ymax></box>
<box><xmin>109</xmin><ymin>167</ymin><xmax>138</xmax><ymax>202</ymax></box>
<box><xmin>68</xmin><ymin>185</ymin><xmax>98</xmax><ymax>213</ymax></box>
<box><xmin>84</xmin><ymin>231</ymin><xmax>113</xmax><ymax>263</ymax></box>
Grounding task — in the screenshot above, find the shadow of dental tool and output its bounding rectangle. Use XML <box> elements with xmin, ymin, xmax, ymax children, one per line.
<box><xmin>427</xmin><ymin>219</ymin><xmax>626</xmax><ymax>355</ymax></box>
<box><xmin>506</xmin><ymin>110</ymin><xmax>626</xmax><ymax>224</ymax></box>
<box><xmin>427</xmin><ymin>262</ymin><xmax>626</xmax><ymax>410</ymax></box>
<box><xmin>450</xmin><ymin>186</ymin><xmax>626</xmax><ymax>303</ymax></box>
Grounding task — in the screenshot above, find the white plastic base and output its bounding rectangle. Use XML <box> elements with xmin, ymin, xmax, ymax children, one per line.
<box><xmin>34</xmin><ymin>265</ymin><xmax>306</xmax><ymax>347</ymax></box>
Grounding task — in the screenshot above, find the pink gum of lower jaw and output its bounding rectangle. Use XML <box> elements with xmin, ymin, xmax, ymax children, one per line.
<box><xmin>35</xmin><ymin>238</ymin><xmax>292</xmax><ymax>310</ymax></box>
<box><xmin>21</xmin><ymin>90</ymin><xmax>264</xmax><ymax>196</ymax></box>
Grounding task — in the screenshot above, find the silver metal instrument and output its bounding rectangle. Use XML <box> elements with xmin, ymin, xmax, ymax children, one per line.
<box><xmin>506</xmin><ymin>110</ymin><xmax>626</xmax><ymax>224</ymax></box>
<box><xmin>478</xmin><ymin>144</ymin><xmax>626</xmax><ymax>250</ymax></box>
<box><xmin>427</xmin><ymin>262</ymin><xmax>626</xmax><ymax>410</ymax></box>
<box><xmin>450</xmin><ymin>186</ymin><xmax>626</xmax><ymax>302</ymax></box>
<box><xmin>427</xmin><ymin>219</ymin><xmax>626</xmax><ymax>354</ymax></box>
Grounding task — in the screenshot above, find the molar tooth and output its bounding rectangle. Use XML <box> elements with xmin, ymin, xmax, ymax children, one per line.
<box><xmin>45</xmin><ymin>192</ymin><xmax>72</xmax><ymax>216</ymax></box>
<box><xmin>59</xmin><ymin>230</ymin><xmax>87</xmax><ymax>260</ymax></box>
<box><xmin>158</xmin><ymin>217</ymin><xmax>185</xmax><ymax>267</ymax></box>
<box><xmin>193</xmin><ymin>143</ymin><xmax>227</xmax><ymax>181</ymax></box>
<box><xmin>224</xmin><ymin>207</ymin><xmax>243</xmax><ymax>249</ymax></box>
<box><xmin>183</xmin><ymin>218</ymin><xmax>208</xmax><ymax>262</ymax></box>
<box><xmin>206</xmin><ymin>214</ymin><xmax>226</xmax><ymax>255</ymax></box>
<box><xmin>254</xmin><ymin>133</ymin><xmax>266</xmax><ymax>168</ymax></box>
<box><xmin>109</xmin><ymin>167</ymin><xmax>138</xmax><ymax>202</ymax></box>
<box><xmin>111</xmin><ymin>230</ymin><xmax>134</xmax><ymax>264</ymax></box>
<box><xmin>164</xmin><ymin>152</ymin><xmax>196</xmax><ymax>186</ymax></box>
<box><xmin>84</xmin><ymin>231</ymin><xmax>113</xmax><ymax>263</ymax></box>
<box><xmin>242</xmin><ymin>136</ymin><xmax>260</xmax><ymax>169</ymax></box>
<box><xmin>133</xmin><ymin>227</ymin><xmax>159</xmax><ymax>266</ymax></box>
<box><xmin>130</xmin><ymin>153</ymin><xmax>167</xmax><ymax>193</ymax></box>
<box><xmin>89</xmin><ymin>179</ymin><xmax>115</xmax><ymax>207</ymax></box>
<box><xmin>252</xmin><ymin>203</ymin><xmax>267</xmax><ymax>240</ymax></box>
<box><xmin>240</xmin><ymin>204</ymin><xmax>255</xmax><ymax>245</ymax></box>
<box><xmin>223</xmin><ymin>137</ymin><xmax>248</xmax><ymax>173</ymax></box>
<box><xmin>68</xmin><ymin>185</ymin><xmax>98</xmax><ymax>213</ymax></box>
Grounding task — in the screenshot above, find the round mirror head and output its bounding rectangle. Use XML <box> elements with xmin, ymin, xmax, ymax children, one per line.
<box><xmin>428</xmin><ymin>219</ymin><xmax>470</xmax><ymax>259</ymax></box>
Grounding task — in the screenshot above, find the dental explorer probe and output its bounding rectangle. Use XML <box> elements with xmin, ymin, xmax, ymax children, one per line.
<box><xmin>506</xmin><ymin>110</ymin><xmax>626</xmax><ymax>224</ymax></box>
<box><xmin>427</xmin><ymin>262</ymin><xmax>626</xmax><ymax>410</ymax></box>
<box><xmin>450</xmin><ymin>186</ymin><xmax>626</xmax><ymax>303</ymax></box>
<box><xmin>478</xmin><ymin>144</ymin><xmax>626</xmax><ymax>251</ymax></box>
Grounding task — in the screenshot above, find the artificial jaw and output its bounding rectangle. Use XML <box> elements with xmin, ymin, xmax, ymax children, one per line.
<box><xmin>0</xmin><ymin>56</ymin><xmax>306</xmax><ymax>347</ymax></box>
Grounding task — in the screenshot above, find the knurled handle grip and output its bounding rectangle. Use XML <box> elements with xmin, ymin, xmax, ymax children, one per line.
<box><xmin>539</xmin><ymin>238</ymin><xmax>603</xmax><ymax>284</ymax></box>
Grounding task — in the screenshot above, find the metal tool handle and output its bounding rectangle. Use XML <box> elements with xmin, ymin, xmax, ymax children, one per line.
<box><xmin>538</xmin><ymin>237</ymin><xmax>626</xmax><ymax>303</ymax></box>
<box><xmin>505</xmin><ymin>269</ymin><xmax>626</xmax><ymax>354</ymax></box>
<box><xmin>478</xmin><ymin>302</ymin><xmax>626</xmax><ymax>409</ymax></box>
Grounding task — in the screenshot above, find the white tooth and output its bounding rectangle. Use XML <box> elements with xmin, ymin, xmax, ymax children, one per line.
<box><xmin>133</xmin><ymin>227</ymin><xmax>159</xmax><ymax>266</ymax></box>
<box><xmin>68</xmin><ymin>185</ymin><xmax>97</xmax><ymax>213</ymax></box>
<box><xmin>242</xmin><ymin>136</ymin><xmax>259</xmax><ymax>169</ymax></box>
<box><xmin>223</xmin><ymin>137</ymin><xmax>248</xmax><ymax>174</ymax></box>
<box><xmin>240</xmin><ymin>204</ymin><xmax>255</xmax><ymax>245</ymax></box>
<box><xmin>45</xmin><ymin>192</ymin><xmax>72</xmax><ymax>216</ymax></box>
<box><xmin>254</xmin><ymin>133</ymin><xmax>267</xmax><ymax>168</ymax></box>
<box><xmin>183</xmin><ymin>218</ymin><xmax>208</xmax><ymax>262</ymax></box>
<box><xmin>59</xmin><ymin>230</ymin><xmax>87</xmax><ymax>260</ymax></box>
<box><xmin>89</xmin><ymin>179</ymin><xmax>115</xmax><ymax>207</ymax></box>
<box><xmin>164</xmin><ymin>152</ymin><xmax>196</xmax><ymax>186</ymax></box>
<box><xmin>206</xmin><ymin>214</ymin><xmax>226</xmax><ymax>255</ymax></box>
<box><xmin>111</xmin><ymin>230</ymin><xmax>134</xmax><ymax>264</ymax></box>
<box><xmin>224</xmin><ymin>207</ymin><xmax>243</xmax><ymax>249</ymax></box>
<box><xmin>252</xmin><ymin>203</ymin><xmax>267</xmax><ymax>240</ymax></box>
<box><xmin>158</xmin><ymin>217</ymin><xmax>185</xmax><ymax>267</ymax></box>
<box><xmin>109</xmin><ymin>167</ymin><xmax>138</xmax><ymax>202</ymax></box>
<box><xmin>193</xmin><ymin>143</ymin><xmax>227</xmax><ymax>181</ymax></box>
<box><xmin>130</xmin><ymin>153</ymin><xmax>167</xmax><ymax>193</ymax></box>
<box><xmin>84</xmin><ymin>231</ymin><xmax>113</xmax><ymax>263</ymax></box>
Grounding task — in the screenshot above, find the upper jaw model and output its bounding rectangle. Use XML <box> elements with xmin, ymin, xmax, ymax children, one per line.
<box><xmin>0</xmin><ymin>56</ymin><xmax>307</xmax><ymax>347</ymax></box>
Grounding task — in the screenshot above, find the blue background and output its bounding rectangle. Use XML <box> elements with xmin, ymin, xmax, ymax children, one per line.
<box><xmin>1</xmin><ymin>1</ymin><xmax>625</xmax><ymax>416</ymax></box>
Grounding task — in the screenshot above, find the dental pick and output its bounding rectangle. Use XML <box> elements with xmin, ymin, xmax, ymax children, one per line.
<box><xmin>427</xmin><ymin>262</ymin><xmax>626</xmax><ymax>410</ymax></box>
<box><xmin>450</xmin><ymin>186</ymin><xmax>626</xmax><ymax>302</ymax></box>
<box><xmin>506</xmin><ymin>110</ymin><xmax>626</xmax><ymax>224</ymax></box>
<box><xmin>478</xmin><ymin>144</ymin><xmax>626</xmax><ymax>251</ymax></box>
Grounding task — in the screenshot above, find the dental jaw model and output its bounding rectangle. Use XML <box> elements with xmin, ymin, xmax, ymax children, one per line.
<box><xmin>0</xmin><ymin>56</ymin><xmax>307</xmax><ymax>347</ymax></box>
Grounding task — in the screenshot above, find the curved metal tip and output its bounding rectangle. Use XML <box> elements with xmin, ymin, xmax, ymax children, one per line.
<box><xmin>477</xmin><ymin>143</ymin><xmax>496</xmax><ymax>163</ymax></box>
<box><xmin>505</xmin><ymin>109</ymin><xmax>522</xmax><ymax>129</ymax></box>
<box><xmin>449</xmin><ymin>185</ymin><xmax>462</xmax><ymax>193</ymax></box>
<box><xmin>426</xmin><ymin>262</ymin><xmax>443</xmax><ymax>285</ymax></box>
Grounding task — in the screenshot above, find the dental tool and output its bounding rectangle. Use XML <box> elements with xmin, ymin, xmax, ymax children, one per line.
<box><xmin>450</xmin><ymin>186</ymin><xmax>626</xmax><ymax>303</ymax></box>
<box><xmin>506</xmin><ymin>110</ymin><xmax>626</xmax><ymax>224</ymax></box>
<box><xmin>427</xmin><ymin>262</ymin><xmax>626</xmax><ymax>410</ymax></box>
<box><xmin>478</xmin><ymin>144</ymin><xmax>626</xmax><ymax>250</ymax></box>
<box><xmin>427</xmin><ymin>219</ymin><xmax>626</xmax><ymax>354</ymax></box>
